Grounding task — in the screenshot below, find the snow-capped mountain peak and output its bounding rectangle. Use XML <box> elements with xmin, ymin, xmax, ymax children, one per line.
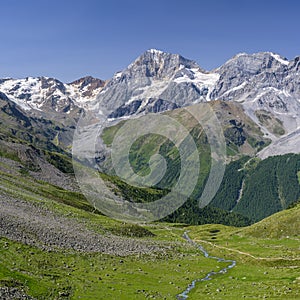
<box><xmin>93</xmin><ymin>49</ymin><xmax>216</xmax><ymax>118</ymax></box>
<box><xmin>0</xmin><ymin>76</ymin><xmax>105</xmax><ymax>114</ymax></box>
<box><xmin>210</xmin><ymin>51</ymin><xmax>300</xmax><ymax>138</ymax></box>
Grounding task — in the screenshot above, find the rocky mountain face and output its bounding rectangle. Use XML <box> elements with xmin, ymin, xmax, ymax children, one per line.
<box><xmin>212</xmin><ymin>52</ymin><xmax>300</xmax><ymax>157</ymax></box>
<box><xmin>0</xmin><ymin>49</ymin><xmax>299</xmax><ymax>158</ymax></box>
<box><xmin>92</xmin><ymin>50</ymin><xmax>299</xmax><ymax>158</ymax></box>
<box><xmin>90</xmin><ymin>50</ymin><xmax>299</xmax><ymax>146</ymax></box>
<box><xmin>211</xmin><ymin>52</ymin><xmax>300</xmax><ymax>136</ymax></box>
<box><xmin>92</xmin><ymin>49</ymin><xmax>219</xmax><ymax>118</ymax></box>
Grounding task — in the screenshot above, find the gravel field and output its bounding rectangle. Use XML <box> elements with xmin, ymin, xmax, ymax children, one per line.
<box><xmin>0</xmin><ymin>287</ymin><xmax>36</xmax><ymax>300</ymax></box>
<box><xmin>0</xmin><ymin>192</ymin><xmax>162</xmax><ymax>256</ymax></box>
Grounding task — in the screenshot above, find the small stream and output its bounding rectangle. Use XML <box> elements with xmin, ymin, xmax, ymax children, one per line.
<box><xmin>176</xmin><ymin>232</ymin><xmax>236</xmax><ymax>299</ymax></box>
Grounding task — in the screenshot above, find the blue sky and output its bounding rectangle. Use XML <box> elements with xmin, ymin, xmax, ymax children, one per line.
<box><xmin>1</xmin><ymin>0</ymin><xmax>300</xmax><ymax>82</ymax></box>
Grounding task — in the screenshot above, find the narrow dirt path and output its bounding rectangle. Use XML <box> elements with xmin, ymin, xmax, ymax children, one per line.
<box><xmin>194</xmin><ymin>238</ymin><xmax>300</xmax><ymax>261</ymax></box>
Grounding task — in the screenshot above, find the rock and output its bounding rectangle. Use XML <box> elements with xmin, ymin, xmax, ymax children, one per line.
<box><xmin>0</xmin><ymin>287</ymin><xmax>36</xmax><ymax>299</ymax></box>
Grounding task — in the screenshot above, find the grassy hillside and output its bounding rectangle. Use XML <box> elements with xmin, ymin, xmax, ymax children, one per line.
<box><xmin>102</xmin><ymin>101</ymin><xmax>269</xmax><ymax>171</ymax></box>
<box><xmin>241</xmin><ymin>200</ymin><xmax>300</xmax><ymax>238</ymax></box>
<box><xmin>0</xmin><ymin>140</ymin><xmax>299</xmax><ymax>299</ymax></box>
<box><xmin>100</xmin><ymin>171</ymin><xmax>251</xmax><ymax>227</ymax></box>
<box><xmin>186</xmin><ymin>204</ymin><xmax>300</xmax><ymax>299</ymax></box>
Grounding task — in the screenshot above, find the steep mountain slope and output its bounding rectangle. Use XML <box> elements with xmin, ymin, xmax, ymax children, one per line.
<box><xmin>100</xmin><ymin>103</ymin><xmax>299</xmax><ymax>223</ymax></box>
<box><xmin>0</xmin><ymin>92</ymin><xmax>78</xmax><ymax>189</ymax></box>
<box><xmin>213</xmin><ymin>153</ymin><xmax>300</xmax><ymax>221</ymax></box>
<box><xmin>101</xmin><ymin>101</ymin><xmax>269</xmax><ymax>174</ymax></box>
<box><xmin>0</xmin><ymin>92</ymin><xmax>75</xmax><ymax>150</ymax></box>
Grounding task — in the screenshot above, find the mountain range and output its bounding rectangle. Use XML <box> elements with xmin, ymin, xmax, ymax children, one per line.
<box><xmin>0</xmin><ymin>49</ymin><xmax>299</xmax><ymax>224</ymax></box>
<box><xmin>1</xmin><ymin>49</ymin><xmax>299</xmax><ymax>158</ymax></box>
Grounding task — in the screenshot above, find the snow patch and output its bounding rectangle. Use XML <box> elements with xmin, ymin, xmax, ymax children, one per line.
<box><xmin>125</xmin><ymin>78</ymin><xmax>170</xmax><ymax>106</ymax></box>
<box><xmin>174</xmin><ymin>68</ymin><xmax>220</xmax><ymax>100</ymax></box>
<box><xmin>270</xmin><ymin>53</ymin><xmax>289</xmax><ymax>65</ymax></box>
<box><xmin>148</xmin><ymin>49</ymin><xmax>164</xmax><ymax>55</ymax></box>
<box><xmin>222</xmin><ymin>82</ymin><xmax>247</xmax><ymax>96</ymax></box>
<box><xmin>113</xmin><ymin>71</ymin><xmax>122</xmax><ymax>80</ymax></box>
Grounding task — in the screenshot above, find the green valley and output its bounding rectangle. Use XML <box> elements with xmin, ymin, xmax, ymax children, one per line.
<box><xmin>101</xmin><ymin>103</ymin><xmax>300</xmax><ymax>224</ymax></box>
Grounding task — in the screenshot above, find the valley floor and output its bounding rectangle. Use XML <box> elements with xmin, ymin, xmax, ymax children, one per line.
<box><xmin>0</xmin><ymin>158</ymin><xmax>299</xmax><ymax>299</ymax></box>
<box><xmin>0</xmin><ymin>203</ymin><xmax>299</xmax><ymax>299</ymax></box>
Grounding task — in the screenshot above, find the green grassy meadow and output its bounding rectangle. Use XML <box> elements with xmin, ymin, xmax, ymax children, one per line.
<box><xmin>0</xmin><ymin>171</ymin><xmax>299</xmax><ymax>300</ymax></box>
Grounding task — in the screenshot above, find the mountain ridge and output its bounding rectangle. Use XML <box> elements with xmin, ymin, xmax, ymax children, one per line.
<box><xmin>0</xmin><ymin>49</ymin><xmax>299</xmax><ymax>159</ymax></box>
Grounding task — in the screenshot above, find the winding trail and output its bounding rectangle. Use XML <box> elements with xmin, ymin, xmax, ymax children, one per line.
<box><xmin>176</xmin><ymin>232</ymin><xmax>236</xmax><ymax>300</ymax></box>
<box><xmin>194</xmin><ymin>238</ymin><xmax>300</xmax><ymax>261</ymax></box>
